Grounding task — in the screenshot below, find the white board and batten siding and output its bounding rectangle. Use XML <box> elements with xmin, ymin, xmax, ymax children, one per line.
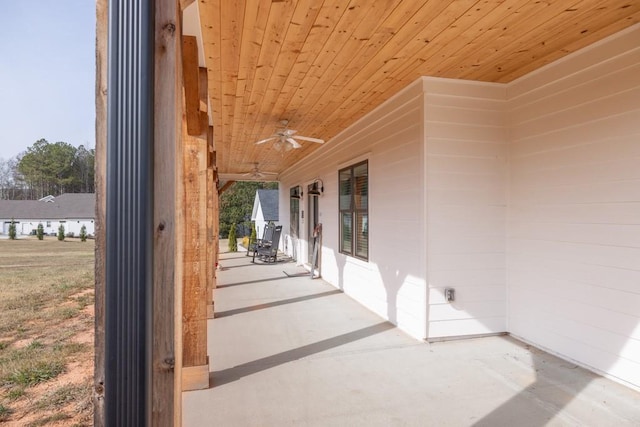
<box><xmin>422</xmin><ymin>78</ymin><xmax>509</xmax><ymax>340</ymax></box>
<box><xmin>279</xmin><ymin>80</ymin><xmax>428</xmax><ymax>340</ymax></box>
<box><xmin>506</xmin><ymin>25</ymin><xmax>640</xmax><ymax>389</ymax></box>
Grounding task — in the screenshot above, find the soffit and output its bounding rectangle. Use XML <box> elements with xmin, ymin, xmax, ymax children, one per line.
<box><xmin>197</xmin><ymin>0</ymin><xmax>639</xmax><ymax>179</ymax></box>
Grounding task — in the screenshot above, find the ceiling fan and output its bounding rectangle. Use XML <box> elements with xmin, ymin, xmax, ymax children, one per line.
<box><xmin>242</xmin><ymin>163</ymin><xmax>278</xmax><ymax>180</ymax></box>
<box><xmin>254</xmin><ymin>120</ymin><xmax>324</xmax><ymax>151</ymax></box>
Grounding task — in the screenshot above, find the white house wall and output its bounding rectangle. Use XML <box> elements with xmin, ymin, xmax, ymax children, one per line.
<box><xmin>279</xmin><ymin>80</ymin><xmax>428</xmax><ymax>339</ymax></box>
<box><xmin>423</xmin><ymin>78</ymin><xmax>508</xmax><ymax>339</ymax></box>
<box><xmin>506</xmin><ymin>25</ymin><xmax>640</xmax><ymax>389</ymax></box>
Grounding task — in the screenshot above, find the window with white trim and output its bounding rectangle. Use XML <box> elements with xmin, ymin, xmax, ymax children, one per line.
<box><xmin>339</xmin><ymin>160</ymin><xmax>368</xmax><ymax>260</ymax></box>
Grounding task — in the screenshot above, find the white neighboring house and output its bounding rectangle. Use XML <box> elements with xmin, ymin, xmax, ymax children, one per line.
<box><xmin>251</xmin><ymin>189</ymin><xmax>279</xmax><ymax>239</ymax></box>
<box><xmin>0</xmin><ymin>193</ymin><xmax>95</xmax><ymax>236</ymax></box>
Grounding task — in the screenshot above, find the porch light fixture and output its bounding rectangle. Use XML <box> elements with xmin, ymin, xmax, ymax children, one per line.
<box><xmin>290</xmin><ymin>185</ymin><xmax>302</xmax><ymax>199</ymax></box>
<box><xmin>308</xmin><ymin>179</ymin><xmax>324</xmax><ymax>196</ymax></box>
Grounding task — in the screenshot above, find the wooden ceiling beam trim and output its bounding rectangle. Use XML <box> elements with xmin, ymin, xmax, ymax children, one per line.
<box><xmin>218</xmin><ymin>180</ymin><xmax>236</xmax><ymax>195</ymax></box>
<box><xmin>182</xmin><ymin>36</ymin><xmax>202</xmax><ymax>136</ymax></box>
<box><xmin>180</xmin><ymin>0</ymin><xmax>195</xmax><ymax>11</ymax></box>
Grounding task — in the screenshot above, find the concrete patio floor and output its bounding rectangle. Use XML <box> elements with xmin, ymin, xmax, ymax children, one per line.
<box><xmin>183</xmin><ymin>249</ymin><xmax>640</xmax><ymax>426</ymax></box>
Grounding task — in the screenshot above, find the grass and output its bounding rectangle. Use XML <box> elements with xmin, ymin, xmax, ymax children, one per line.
<box><xmin>0</xmin><ymin>237</ymin><xmax>94</xmax><ymax>424</ymax></box>
<box><xmin>0</xmin><ymin>403</ymin><xmax>12</xmax><ymax>421</ymax></box>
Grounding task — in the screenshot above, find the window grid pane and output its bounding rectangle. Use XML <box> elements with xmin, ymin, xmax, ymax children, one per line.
<box><xmin>340</xmin><ymin>212</ymin><xmax>352</xmax><ymax>254</ymax></box>
<box><xmin>355</xmin><ymin>212</ymin><xmax>368</xmax><ymax>258</ymax></box>
<box><xmin>339</xmin><ymin>160</ymin><xmax>368</xmax><ymax>260</ymax></box>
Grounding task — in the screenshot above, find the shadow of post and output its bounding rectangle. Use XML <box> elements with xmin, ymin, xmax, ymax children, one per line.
<box><xmin>210</xmin><ymin>322</ymin><xmax>395</xmax><ymax>387</ymax></box>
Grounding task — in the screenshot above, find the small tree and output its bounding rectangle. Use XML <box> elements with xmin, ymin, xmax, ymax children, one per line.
<box><xmin>8</xmin><ymin>219</ymin><xmax>16</xmax><ymax>240</ymax></box>
<box><xmin>57</xmin><ymin>224</ymin><xmax>65</xmax><ymax>241</ymax></box>
<box><xmin>250</xmin><ymin>222</ymin><xmax>257</xmax><ymax>245</ymax></box>
<box><xmin>37</xmin><ymin>223</ymin><xmax>44</xmax><ymax>240</ymax></box>
<box><xmin>228</xmin><ymin>223</ymin><xmax>238</xmax><ymax>252</ymax></box>
<box><xmin>80</xmin><ymin>225</ymin><xmax>87</xmax><ymax>242</ymax></box>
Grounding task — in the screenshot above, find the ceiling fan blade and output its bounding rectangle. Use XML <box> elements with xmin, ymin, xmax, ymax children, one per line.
<box><xmin>255</xmin><ymin>136</ymin><xmax>276</xmax><ymax>145</ymax></box>
<box><xmin>293</xmin><ymin>135</ymin><xmax>325</xmax><ymax>144</ymax></box>
<box><xmin>286</xmin><ymin>137</ymin><xmax>301</xmax><ymax>149</ymax></box>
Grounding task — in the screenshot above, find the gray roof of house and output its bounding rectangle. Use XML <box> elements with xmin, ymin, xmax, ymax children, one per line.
<box><xmin>256</xmin><ymin>189</ymin><xmax>278</xmax><ymax>221</ymax></box>
<box><xmin>0</xmin><ymin>193</ymin><xmax>95</xmax><ymax>220</ymax></box>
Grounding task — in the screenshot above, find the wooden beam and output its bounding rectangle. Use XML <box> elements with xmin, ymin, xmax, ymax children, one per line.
<box><xmin>154</xmin><ymin>0</ymin><xmax>181</xmax><ymax>424</ymax></box>
<box><xmin>180</xmin><ymin>99</ymin><xmax>209</xmax><ymax>390</ymax></box>
<box><xmin>182</xmin><ymin>36</ymin><xmax>201</xmax><ymax>136</ymax></box>
<box><xmin>218</xmin><ymin>180</ymin><xmax>236</xmax><ymax>195</ymax></box>
<box><xmin>180</xmin><ymin>0</ymin><xmax>195</xmax><ymax>10</ymax></box>
<box><xmin>94</xmin><ymin>0</ymin><xmax>108</xmax><ymax>425</ymax></box>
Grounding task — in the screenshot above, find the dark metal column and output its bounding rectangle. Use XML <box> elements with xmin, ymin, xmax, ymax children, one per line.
<box><xmin>105</xmin><ymin>0</ymin><xmax>154</xmax><ymax>425</ymax></box>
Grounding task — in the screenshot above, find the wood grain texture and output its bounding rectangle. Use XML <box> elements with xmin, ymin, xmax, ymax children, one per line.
<box><xmin>195</xmin><ymin>0</ymin><xmax>639</xmax><ymax>178</ymax></box>
<box><xmin>182</xmin><ymin>36</ymin><xmax>201</xmax><ymax>136</ymax></box>
<box><xmin>93</xmin><ymin>0</ymin><xmax>108</xmax><ymax>425</ymax></box>
<box><xmin>153</xmin><ymin>0</ymin><xmax>181</xmax><ymax>424</ymax></box>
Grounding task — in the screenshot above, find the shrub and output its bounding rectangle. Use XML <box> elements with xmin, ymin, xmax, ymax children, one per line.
<box><xmin>8</xmin><ymin>219</ymin><xmax>16</xmax><ymax>240</ymax></box>
<box><xmin>228</xmin><ymin>223</ymin><xmax>237</xmax><ymax>252</ymax></box>
<box><xmin>37</xmin><ymin>223</ymin><xmax>44</xmax><ymax>240</ymax></box>
<box><xmin>79</xmin><ymin>225</ymin><xmax>87</xmax><ymax>242</ymax></box>
<box><xmin>57</xmin><ymin>225</ymin><xmax>65</xmax><ymax>241</ymax></box>
<box><xmin>65</xmin><ymin>232</ymin><xmax>74</xmax><ymax>238</ymax></box>
<box><xmin>250</xmin><ymin>222</ymin><xmax>257</xmax><ymax>244</ymax></box>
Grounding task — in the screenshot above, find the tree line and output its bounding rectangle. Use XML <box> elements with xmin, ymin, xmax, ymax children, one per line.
<box><xmin>0</xmin><ymin>139</ymin><xmax>95</xmax><ymax>200</ymax></box>
<box><xmin>219</xmin><ymin>181</ymin><xmax>278</xmax><ymax>238</ymax></box>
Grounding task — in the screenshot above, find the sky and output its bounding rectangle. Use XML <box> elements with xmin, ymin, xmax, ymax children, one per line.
<box><xmin>0</xmin><ymin>1</ymin><xmax>95</xmax><ymax>160</ymax></box>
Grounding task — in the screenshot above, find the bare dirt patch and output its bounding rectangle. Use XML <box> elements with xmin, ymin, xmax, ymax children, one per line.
<box><xmin>0</xmin><ymin>238</ymin><xmax>94</xmax><ymax>426</ymax></box>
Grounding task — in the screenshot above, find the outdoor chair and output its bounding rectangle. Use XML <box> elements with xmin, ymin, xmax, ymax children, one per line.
<box><xmin>252</xmin><ymin>225</ymin><xmax>283</xmax><ymax>264</ymax></box>
<box><xmin>247</xmin><ymin>223</ymin><xmax>275</xmax><ymax>257</ymax></box>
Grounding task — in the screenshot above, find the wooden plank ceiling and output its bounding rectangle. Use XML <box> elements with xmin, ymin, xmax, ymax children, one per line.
<box><xmin>197</xmin><ymin>0</ymin><xmax>639</xmax><ymax>180</ymax></box>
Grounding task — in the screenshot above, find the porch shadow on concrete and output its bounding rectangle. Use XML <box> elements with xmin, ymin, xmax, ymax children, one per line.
<box><xmin>209</xmin><ymin>322</ymin><xmax>394</xmax><ymax>388</ymax></box>
<box><xmin>214</xmin><ymin>289</ymin><xmax>342</xmax><ymax>319</ymax></box>
<box><xmin>183</xmin><ymin>251</ymin><xmax>640</xmax><ymax>426</ymax></box>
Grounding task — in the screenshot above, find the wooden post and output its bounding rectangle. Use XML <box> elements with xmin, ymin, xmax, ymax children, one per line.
<box><xmin>180</xmin><ymin>42</ymin><xmax>210</xmax><ymax>392</ymax></box>
<box><xmin>206</xmin><ymin>130</ymin><xmax>216</xmax><ymax>319</ymax></box>
<box><xmin>94</xmin><ymin>0</ymin><xmax>108</xmax><ymax>425</ymax></box>
<box><xmin>154</xmin><ymin>0</ymin><xmax>181</xmax><ymax>424</ymax></box>
<box><xmin>180</xmin><ymin>115</ymin><xmax>209</xmax><ymax>390</ymax></box>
